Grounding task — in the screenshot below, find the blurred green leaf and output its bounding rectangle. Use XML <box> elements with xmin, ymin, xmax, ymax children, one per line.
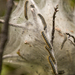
<box><xmin>1</xmin><ymin>64</ymin><xmax>16</xmax><ymax>75</ymax></box>
<box><xmin>69</xmin><ymin>0</ymin><xmax>75</xmax><ymax>7</ymax></box>
<box><xmin>0</xmin><ymin>0</ymin><xmax>6</xmax><ymax>17</ymax></box>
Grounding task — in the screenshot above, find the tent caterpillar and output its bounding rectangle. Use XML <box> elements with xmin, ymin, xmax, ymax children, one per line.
<box><xmin>41</xmin><ymin>31</ymin><xmax>52</xmax><ymax>49</ymax></box>
<box><xmin>45</xmin><ymin>46</ymin><xmax>55</xmax><ymax>63</ymax></box>
<box><xmin>38</xmin><ymin>14</ymin><xmax>47</xmax><ymax>30</ymax></box>
<box><xmin>24</xmin><ymin>0</ymin><xmax>28</xmax><ymax>20</ymax></box>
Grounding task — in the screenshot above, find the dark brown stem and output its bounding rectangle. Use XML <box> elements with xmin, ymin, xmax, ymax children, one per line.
<box><xmin>0</xmin><ymin>0</ymin><xmax>14</xmax><ymax>74</ymax></box>
<box><xmin>51</xmin><ymin>5</ymin><xmax>58</xmax><ymax>46</ymax></box>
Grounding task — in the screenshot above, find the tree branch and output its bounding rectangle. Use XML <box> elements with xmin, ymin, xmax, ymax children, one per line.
<box><xmin>0</xmin><ymin>19</ymin><xmax>25</xmax><ymax>28</ymax></box>
<box><xmin>0</xmin><ymin>0</ymin><xmax>14</xmax><ymax>74</ymax></box>
<box><xmin>61</xmin><ymin>33</ymin><xmax>75</xmax><ymax>49</ymax></box>
<box><xmin>51</xmin><ymin>5</ymin><xmax>58</xmax><ymax>46</ymax></box>
<box><xmin>66</xmin><ymin>32</ymin><xmax>75</xmax><ymax>43</ymax></box>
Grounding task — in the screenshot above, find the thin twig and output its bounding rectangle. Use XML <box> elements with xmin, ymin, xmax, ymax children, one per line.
<box><xmin>68</xmin><ymin>39</ymin><xmax>75</xmax><ymax>46</ymax></box>
<box><xmin>3</xmin><ymin>54</ymin><xmax>18</xmax><ymax>59</ymax></box>
<box><xmin>66</xmin><ymin>33</ymin><xmax>75</xmax><ymax>43</ymax></box>
<box><xmin>0</xmin><ymin>19</ymin><xmax>4</xmax><ymax>23</ymax></box>
<box><xmin>0</xmin><ymin>19</ymin><xmax>25</xmax><ymax>28</ymax></box>
<box><xmin>17</xmin><ymin>49</ymin><xmax>26</xmax><ymax>60</ymax></box>
<box><xmin>30</xmin><ymin>4</ymin><xmax>37</xmax><ymax>25</ymax></box>
<box><xmin>51</xmin><ymin>5</ymin><xmax>58</xmax><ymax>46</ymax></box>
<box><xmin>61</xmin><ymin>33</ymin><xmax>75</xmax><ymax>49</ymax></box>
<box><xmin>0</xmin><ymin>0</ymin><xmax>14</xmax><ymax>74</ymax></box>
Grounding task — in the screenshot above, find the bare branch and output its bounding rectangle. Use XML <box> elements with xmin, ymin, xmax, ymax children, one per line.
<box><xmin>0</xmin><ymin>19</ymin><xmax>25</xmax><ymax>28</ymax></box>
<box><xmin>66</xmin><ymin>33</ymin><xmax>75</xmax><ymax>43</ymax></box>
<box><xmin>0</xmin><ymin>0</ymin><xmax>14</xmax><ymax>74</ymax></box>
<box><xmin>30</xmin><ymin>4</ymin><xmax>38</xmax><ymax>26</ymax></box>
<box><xmin>0</xmin><ymin>19</ymin><xmax>4</xmax><ymax>23</ymax></box>
<box><xmin>51</xmin><ymin>5</ymin><xmax>58</xmax><ymax>46</ymax></box>
<box><xmin>61</xmin><ymin>33</ymin><xmax>75</xmax><ymax>49</ymax></box>
<box><xmin>68</xmin><ymin>39</ymin><xmax>75</xmax><ymax>46</ymax></box>
<box><xmin>3</xmin><ymin>54</ymin><xmax>18</xmax><ymax>59</ymax></box>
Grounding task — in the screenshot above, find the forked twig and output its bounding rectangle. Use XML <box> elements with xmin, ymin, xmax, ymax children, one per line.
<box><xmin>51</xmin><ymin>5</ymin><xmax>58</xmax><ymax>46</ymax></box>
<box><xmin>0</xmin><ymin>0</ymin><xmax>14</xmax><ymax>74</ymax></box>
<box><xmin>61</xmin><ymin>33</ymin><xmax>75</xmax><ymax>49</ymax></box>
<box><xmin>66</xmin><ymin>33</ymin><xmax>75</xmax><ymax>43</ymax></box>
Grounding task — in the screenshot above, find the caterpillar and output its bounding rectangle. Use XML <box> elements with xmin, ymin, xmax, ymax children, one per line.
<box><xmin>45</xmin><ymin>46</ymin><xmax>56</xmax><ymax>63</ymax></box>
<box><xmin>41</xmin><ymin>31</ymin><xmax>52</xmax><ymax>49</ymax></box>
<box><xmin>38</xmin><ymin>14</ymin><xmax>47</xmax><ymax>30</ymax></box>
<box><xmin>61</xmin><ymin>33</ymin><xmax>67</xmax><ymax>49</ymax></box>
<box><xmin>24</xmin><ymin>0</ymin><xmax>28</xmax><ymax>20</ymax></box>
<box><xmin>48</xmin><ymin>56</ymin><xmax>56</xmax><ymax>74</ymax></box>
